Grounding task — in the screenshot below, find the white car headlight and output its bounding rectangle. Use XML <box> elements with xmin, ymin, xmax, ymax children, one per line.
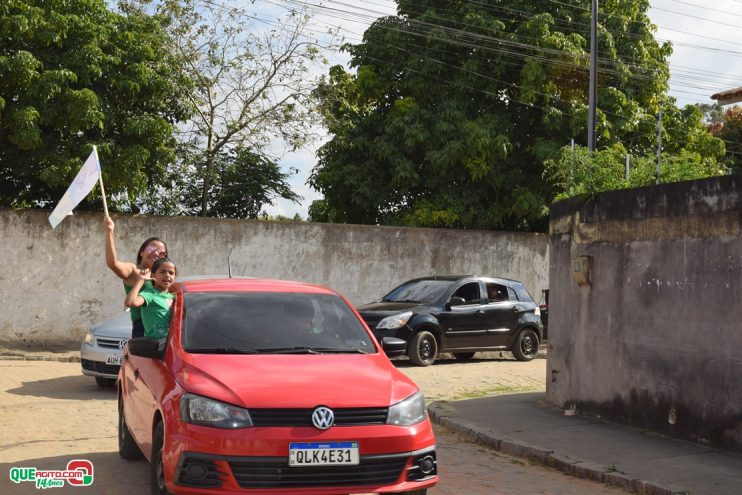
<box><xmin>84</xmin><ymin>330</ymin><xmax>95</xmax><ymax>345</ymax></box>
<box><xmin>387</xmin><ymin>392</ymin><xmax>426</xmax><ymax>426</ymax></box>
<box><xmin>376</xmin><ymin>311</ymin><xmax>413</xmax><ymax>330</ymax></box>
<box><xmin>180</xmin><ymin>394</ymin><xmax>253</xmax><ymax>429</ymax></box>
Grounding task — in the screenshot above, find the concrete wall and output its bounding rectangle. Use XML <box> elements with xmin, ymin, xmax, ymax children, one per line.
<box><xmin>0</xmin><ymin>209</ymin><xmax>549</xmax><ymax>347</ymax></box>
<box><xmin>546</xmin><ymin>174</ymin><xmax>742</xmax><ymax>452</ymax></box>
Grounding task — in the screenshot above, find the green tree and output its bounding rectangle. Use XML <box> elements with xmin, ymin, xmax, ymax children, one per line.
<box><xmin>151</xmin><ymin>0</ymin><xmax>330</xmax><ymax>217</ymax></box>
<box><xmin>0</xmin><ymin>0</ymin><xmax>190</xmax><ymax>209</ymax></box>
<box><xmin>715</xmin><ymin>106</ymin><xmax>742</xmax><ymax>172</ymax></box>
<box><xmin>544</xmin><ymin>144</ymin><xmax>726</xmax><ymax>201</ymax></box>
<box><xmin>310</xmin><ymin>0</ymin><xmax>720</xmax><ymax>231</ymax></box>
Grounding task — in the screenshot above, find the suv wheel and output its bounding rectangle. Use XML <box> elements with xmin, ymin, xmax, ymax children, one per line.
<box><xmin>512</xmin><ymin>329</ymin><xmax>539</xmax><ymax>361</ymax></box>
<box><xmin>151</xmin><ymin>422</ymin><xmax>172</xmax><ymax>495</ymax></box>
<box><xmin>408</xmin><ymin>331</ymin><xmax>438</xmax><ymax>366</ymax></box>
<box><xmin>118</xmin><ymin>398</ymin><xmax>143</xmax><ymax>459</ymax></box>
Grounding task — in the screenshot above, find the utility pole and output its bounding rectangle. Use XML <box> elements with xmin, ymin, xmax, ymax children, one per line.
<box><xmin>656</xmin><ymin>109</ymin><xmax>662</xmax><ymax>185</ymax></box>
<box><xmin>625</xmin><ymin>153</ymin><xmax>630</xmax><ymax>180</ymax></box>
<box><xmin>587</xmin><ymin>0</ymin><xmax>598</xmax><ymax>151</ymax></box>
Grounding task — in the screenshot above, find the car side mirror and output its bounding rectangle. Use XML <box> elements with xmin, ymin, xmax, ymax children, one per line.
<box><xmin>381</xmin><ymin>337</ymin><xmax>407</xmax><ymax>358</ymax></box>
<box><xmin>447</xmin><ymin>296</ymin><xmax>466</xmax><ymax>309</ymax></box>
<box><xmin>127</xmin><ymin>337</ymin><xmax>166</xmax><ymax>360</ymax></box>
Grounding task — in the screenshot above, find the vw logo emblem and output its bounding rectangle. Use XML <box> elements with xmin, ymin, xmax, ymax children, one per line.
<box><xmin>311</xmin><ymin>406</ymin><xmax>334</xmax><ymax>430</ymax></box>
<box><xmin>118</xmin><ymin>339</ymin><xmax>129</xmax><ymax>350</ymax></box>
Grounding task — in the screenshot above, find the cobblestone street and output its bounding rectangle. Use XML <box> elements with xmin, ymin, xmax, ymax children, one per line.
<box><xmin>0</xmin><ymin>355</ymin><xmax>629</xmax><ymax>494</ymax></box>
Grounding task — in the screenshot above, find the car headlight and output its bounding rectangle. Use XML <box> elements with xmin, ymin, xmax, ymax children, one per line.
<box><xmin>387</xmin><ymin>392</ymin><xmax>426</xmax><ymax>426</ymax></box>
<box><xmin>84</xmin><ymin>330</ymin><xmax>95</xmax><ymax>345</ymax></box>
<box><xmin>180</xmin><ymin>394</ymin><xmax>253</xmax><ymax>429</ymax></box>
<box><xmin>376</xmin><ymin>311</ymin><xmax>413</xmax><ymax>330</ymax></box>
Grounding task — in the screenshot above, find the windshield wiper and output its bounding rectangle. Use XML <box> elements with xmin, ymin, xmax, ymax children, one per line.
<box><xmin>256</xmin><ymin>346</ymin><xmax>372</xmax><ymax>355</ymax></box>
<box><xmin>185</xmin><ymin>347</ymin><xmax>258</xmax><ymax>354</ymax></box>
<box><xmin>257</xmin><ymin>346</ymin><xmax>321</xmax><ymax>354</ymax></box>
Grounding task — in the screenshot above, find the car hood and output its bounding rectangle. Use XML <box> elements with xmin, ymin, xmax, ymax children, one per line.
<box><xmin>175</xmin><ymin>353</ymin><xmax>419</xmax><ymax>409</ymax></box>
<box><xmin>356</xmin><ymin>302</ymin><xmax>430</xmax><ymax>329</ymax></box>
<box><xmin>356</xmin><ymin>301</ymin><xmax>424</xmax><ymax>313</ymax></box>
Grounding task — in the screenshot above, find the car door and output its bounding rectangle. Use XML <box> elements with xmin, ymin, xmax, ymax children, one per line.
<box><xmin>480</xmin><ymin>283</ymin><xmax>520</xmax><ymax>347</ymax></box>
<box><xmin>437</xmin><ymin>281</ymin><xmax>488</xmax><ymax>350</ymax></box>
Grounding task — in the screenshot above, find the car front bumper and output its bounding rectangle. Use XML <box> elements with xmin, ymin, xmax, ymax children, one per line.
<box><xmin>163</xmin><ymin>419</ymin><xmax>438</xmax><ymax>495</ymax></box>
<box><xmin>80</xmin><ymin>342</ymin><xmax>126</xmax><ymax>379</ymax></box>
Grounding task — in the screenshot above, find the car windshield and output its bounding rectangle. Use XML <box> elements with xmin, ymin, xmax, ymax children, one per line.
<box><xmin>182</xmin><ymin>292</ymin><xmax>376</xmax><ymax>354</ymax></box>
<box><xmin>382</xmin><ymin>279</ymin><xmax>454</xmax><ymax>303</ymax></box>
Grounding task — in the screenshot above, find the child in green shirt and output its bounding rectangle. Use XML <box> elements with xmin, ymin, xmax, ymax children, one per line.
<box><xmin>124</xmin><ymin>258</ymin><xmax>176</xmax><ymax>339</ymax></box>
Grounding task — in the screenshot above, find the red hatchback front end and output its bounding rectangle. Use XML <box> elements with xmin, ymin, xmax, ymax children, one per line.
<box><xmin>118</xmin><ymin>279</ymin><xmax>438</xmax><ymax>495</ymax></box>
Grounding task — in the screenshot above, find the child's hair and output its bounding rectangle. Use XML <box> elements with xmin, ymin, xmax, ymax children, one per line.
<box><xmin>136</xmin><ymin>237</ymin><xmax>168</xmax><ymax>266</ymax></box>
<box><xmin>152</xmin><ymin>257</ymin><xmax>177</xmax><ymax>275</ymax></box>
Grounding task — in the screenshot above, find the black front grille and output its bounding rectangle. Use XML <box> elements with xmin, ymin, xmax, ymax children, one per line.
<box><xmin>229</xmin><ymin>455</ymin><xmax>406</xmax><ymax>488</ymax></box>
<box><xmin>249</xmin><ymin>408</ymin><xmax>388</xmax><ymax>427</ymax></box>
<box><xmin>81</xmin><ymin>358</ymin><xmax>119</xmax><ymax>376</ymax></box>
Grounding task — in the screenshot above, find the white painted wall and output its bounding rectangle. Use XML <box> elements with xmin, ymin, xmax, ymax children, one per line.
<box><xmin>0</xmin><ymin>209</ymin><xmax>549</xmax><ymax>346</ymax></box>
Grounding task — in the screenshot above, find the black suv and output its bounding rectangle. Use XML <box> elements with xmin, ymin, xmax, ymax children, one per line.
<box><xmin>357</xmin><ymin>275</ymin><xmax>543</xmax><ymax>366</ymax></box>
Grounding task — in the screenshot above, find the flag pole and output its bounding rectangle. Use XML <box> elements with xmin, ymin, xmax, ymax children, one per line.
<box><xmin>94</xmin><ymin>146</ymin><xmax>109</xmax><ymax>216</ymax></box>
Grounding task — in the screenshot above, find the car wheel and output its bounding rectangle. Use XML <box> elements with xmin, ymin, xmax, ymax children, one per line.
<box><xmin>453</xmin><ymin>352</ymin><xmax>475</xmax><ymax>361</ymax></box>
<box><xmin>151</xmin><ymin>422</ymin><xmax>172</xmax><ymax>495</ymax></box>
<box><xmin>408</xmin><ymin>330</ymin><xmax>438</xmax><ymax>366</ymax></box>
<box><xmin>96</xmin><ymin>376</ymin><xmax>116</xmax><ymax>388</ymax></box>
<box><xmin>118</xmin><ymin>398</ymin><xmax>143</xmax><ymax>460</ymax></box>
<box><xmin>512</xmin><ymin>329</ymin><xmax>539</xmax><ymax>361</ymax></box>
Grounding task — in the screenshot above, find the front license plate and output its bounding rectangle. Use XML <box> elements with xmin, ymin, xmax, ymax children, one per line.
<box><xmin>105</xmin><ymin>354</ymin><xmax>123</xmax><ymax>365</ymax></box>
<box><xmin>289</xmin><ymin>442</ymin><xmax>359</xmax><ymax>467</ymax></box>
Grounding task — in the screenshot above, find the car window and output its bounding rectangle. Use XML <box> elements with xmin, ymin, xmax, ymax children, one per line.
<box><xmin>514</xmin><ymin>286</ymin><xmax>535</xmax><ymax>303</ymax></box>
<box><xmin>451</xmin><ymin>282</ymin><xmax>481</xmax><ymax>305</ymax></box>
<box><xmin>182</xmin><ymin>292</ymin><xmax>375</xmax><ymax>353</ymax></box>
<box><xmin>382</xmin><ymin>279</ymin><xmax>455</xmax><ymax>303</ymax></box>
<box><xmin>485</xmin><ymin>283</ymin><xmax>510</xmax><ymax>302</ymax></box>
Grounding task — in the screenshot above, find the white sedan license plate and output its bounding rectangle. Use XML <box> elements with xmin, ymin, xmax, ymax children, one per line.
<box><xmin>289</xmin><ymin>442</ymin><xmax>359</xmax><ymax>467</ymax></box>
<box><xmin>105</xmin><ymin>354</ymin><xmax>123</xmax><ymax>365</ymax></box>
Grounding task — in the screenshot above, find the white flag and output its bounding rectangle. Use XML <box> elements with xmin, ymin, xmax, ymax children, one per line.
<box><xmin>49</xmin><ymin>147</ymin><xmax>101</xmax><ymax>228</ymax></box>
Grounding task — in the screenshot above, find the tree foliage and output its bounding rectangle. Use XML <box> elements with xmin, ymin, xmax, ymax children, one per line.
<box><xmin>544</xmin><ymin>145</ymin><xmax>727</xmax><ymax>201</ymax></box>
<box><xmin>145</xmin><ymin>146</ymin><xmax>301</xmax><ymax>219</ymax></box>
<box><xmin>714</xmin><ymin>106</ymin><xmax>742</xmax><ymax>173</ymax></box>
<box><xmin>0</xmin><ymin>0</ymin><xmax>190</xmax><ymax>209</ymax></box>
<box><xmin>310</xmin><ymin>0</ymin><xmax>724</xmax><ymax>231</ymax></box>
<box><xmin>146</xmin><ymin>0</ymin><xmax>330</xmax><ymax>217</ymax></box>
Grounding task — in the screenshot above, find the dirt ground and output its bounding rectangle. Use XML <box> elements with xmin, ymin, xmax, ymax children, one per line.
<box><xmin>0</xmin><ymin>353</ymin><xmax>627</xmax><ymax>494</ymax></box>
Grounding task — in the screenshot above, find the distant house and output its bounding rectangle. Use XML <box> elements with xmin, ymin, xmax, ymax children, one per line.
<box><xmin>711</xmin><ymin>87</ymin><xmax>742</xmax><ymax>106</ymax></box>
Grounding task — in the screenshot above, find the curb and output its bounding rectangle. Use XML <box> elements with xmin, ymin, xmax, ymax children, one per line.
<box><xmin>0</xmin><ymin>350</ymin><xmax>80</xmax><ymax>363</ymax></box>
<box><xmin>428</xmin><ymin>401</ymin><xmax>690</xmax><ymax>495</ymax></box>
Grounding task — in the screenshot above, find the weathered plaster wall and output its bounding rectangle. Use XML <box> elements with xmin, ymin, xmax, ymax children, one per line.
<box><xmin>546</xmin><ymin>174</ymin><xmax>742</xmax><ymax>451</ymax></box>
<box><xmin>0</xmin><ymin>209</ymin><xmax>548</xmax><ymax>346</ymax></box>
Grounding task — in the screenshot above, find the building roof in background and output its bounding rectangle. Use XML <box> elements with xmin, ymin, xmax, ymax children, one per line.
<box><xmin>711</xmin><ymin>87</ymin><xmax>742</xmax><ymax>105</ymax></box>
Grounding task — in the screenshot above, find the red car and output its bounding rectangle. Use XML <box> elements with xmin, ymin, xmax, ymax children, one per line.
<box><xmin>118</xmin><ymin>278</ymin><xmax>438</xmax><ymax>495</ymax></box>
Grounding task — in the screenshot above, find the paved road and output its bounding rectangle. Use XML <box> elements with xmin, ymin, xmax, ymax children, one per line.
<box><xmin>0</xmin><ymin>356</ymin><xmax>629</xmax><ymax>494</ymax></box>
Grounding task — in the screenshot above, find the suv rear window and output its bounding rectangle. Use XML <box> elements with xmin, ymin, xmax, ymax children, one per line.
<box><xmin>182</xmin><ymin>292</ymin><xmax>375</xmax><ymax>353</ymax></box>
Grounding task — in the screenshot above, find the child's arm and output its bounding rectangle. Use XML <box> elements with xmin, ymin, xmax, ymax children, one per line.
<box><xmin>124</xmin><ymin>269</ymin><xmax>150</xmax><ymax>308</ymax></box>
<box><xmin>104</xmin><ymin>215</ymin><xmax>137</xmax><ymax>281</ymax></box>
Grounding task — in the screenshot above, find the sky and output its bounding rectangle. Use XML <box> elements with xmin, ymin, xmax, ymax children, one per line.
<box><xmin>258</xmin><ymin>0</ymin><xmax>742</xmax><ymax>219</ymax></box>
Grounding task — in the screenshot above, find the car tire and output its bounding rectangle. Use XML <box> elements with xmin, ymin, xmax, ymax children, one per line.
<box><xmin>512</xmin><ymin>328</ymin><xmax>540</xmax><ymax>361</ymax></box>
<box><xmin>453</xmin><ymin>352</ymin><xmax>475</xmax><ymax>361</ymax></box>
<box><xmin>408</xmin><ymin>330</ymin><xmax>438</xmax><ymax>366</ymax></box>
<box><xmin>118</xmin><ymin>398</ymin><xmax>143</xmax><ymax>460</ymax></box>
<box><xmin>151</xmin><ymin>422</ymin><xmax>172</xmax><ymax>495</ymax></box>
<box><xmin>96</xmin><ymin>376</ymin><xmax>116</xmax><ymax>388</ymax></box>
